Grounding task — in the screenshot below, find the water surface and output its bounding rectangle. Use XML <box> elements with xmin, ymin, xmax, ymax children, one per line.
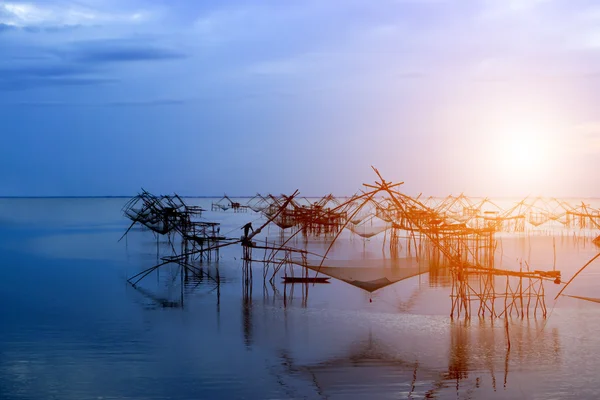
<box><xmin>2</xmin><ymin>198</ymin><xmax>600</xmax><ymax>399</ymax></box>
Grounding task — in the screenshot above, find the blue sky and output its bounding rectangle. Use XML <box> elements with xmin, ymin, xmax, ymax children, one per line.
<box><xmin>1</xmin><ymin>0</ymin><xmax>599</xmax><ymax>197</ymax></box>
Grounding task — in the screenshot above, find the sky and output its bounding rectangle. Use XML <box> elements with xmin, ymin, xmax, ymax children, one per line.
<box><xmin>1</xmin><ymin>0</ymin><xmax>600</xmax><ymax>197</ymax></box>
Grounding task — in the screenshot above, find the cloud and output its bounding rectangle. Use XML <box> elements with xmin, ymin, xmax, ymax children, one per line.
<box><xmin>73</xmin><ymin>46</ymin><xmax>186</xmax><ymax>63</ymax></box>
<box><xmin>0</xmin><ymin>22</ymin><xmax>16</xmax><ymax>32</ymax></box>
<box><xmin>0</xmin><ymin>21</ymin><xmax>81</xmax><ymax>34</ymax></box>
<box><xmin>0</xmin><ymin>60</ymin><xmax>107</xmax><ymax>90</ymax></box>
<box><xmin>52</xmin><ymin>38</ymin><xmax>187</xmax><ymax>63</ymax></box>
<box><xmin>0</xmin><ymin>37</ymin><xmax>186</xmax><ymax>91</ymax></box>
<box><xmin>0</xmin><ymin>2</ymin><xmax>149</xmax><ymax>28</ymax></box>
<box><xmin>0</xmin><ymin>64</ymin><xmax>98</xmax><ymax>78</ymax></box>
<box><xmin>0</xmin><ymin>77</ymin><xmax>116</xmax><ymax>91</ymax></box>
<box><xmin>0</xmin><ymin>54</ymin><xmax>107</xmax><ymax>90</ymax></box>
<box><xmin>0</xmin><ymin>89</ymin><xmax>315</xmax><ymax>107</ymax></box>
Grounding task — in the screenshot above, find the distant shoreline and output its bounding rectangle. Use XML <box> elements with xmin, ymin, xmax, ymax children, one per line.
<box><xmin>1</xmin><ymin>195</ymin><xmax>600</xmax><ymax>200</ymax></box>
<box><xmin>0</xmin><ymin>196</ymin><xmax>244</xmax><ymax>199</ymax></box>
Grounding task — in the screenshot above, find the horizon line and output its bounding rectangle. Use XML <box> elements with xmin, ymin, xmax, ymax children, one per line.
<box><xmin>1</xmin><ymin>195</ymin><xmax>600</xmax><ymax>200</ymax></box>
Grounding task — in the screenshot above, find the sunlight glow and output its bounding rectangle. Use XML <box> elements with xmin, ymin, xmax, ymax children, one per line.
<box><xmin>491</xmin><ymin>126</ymin><xmax>554</xmax><ymax>185</ymax></box>
<box><xmin>505</xmin><ymin>133</ymin><xmax>545</xmax><ymax>170</ymax></box>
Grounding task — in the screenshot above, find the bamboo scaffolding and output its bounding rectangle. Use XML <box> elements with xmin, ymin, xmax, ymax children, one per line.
<box><xmin>119</xmin><ymin>169</ymin><xmax>600</xmax><ymax>319</ymax></box>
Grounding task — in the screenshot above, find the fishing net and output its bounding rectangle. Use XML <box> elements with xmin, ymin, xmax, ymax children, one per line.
<box><xmin>302</xmin><ymin>258</ymin><xmax>428</xmax><ymax>292</ymax></box>
<box><xmin>528</xmin><ymin>212</ymin><xmax>549</xmax><ymax>227</ymax></box>
<box><xmin>273</xmin><ymin>219</ymin><xmax>297</xmax><ymax>229</ymax></box>
<box><xmin>249</xmin><ymin>204</ymin><xmax>267</xmax><ymax>213</ymax></box>
<box><xmin>346</xmin><ymin>216</ymin><xmax>390</xmax><ymax>238</ymax></box>
<box><xmin>213</xmin><ymin>203</ymin><xmax>230</xmax><ymax>211</ymax></box>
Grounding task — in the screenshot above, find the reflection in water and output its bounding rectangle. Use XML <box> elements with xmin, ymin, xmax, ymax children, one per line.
<box><xmin>1</xmin><ymin>198</ymin><xmax>595</xmax><ymax>400</ymax></box>
<box><xmin>131</xmin><ymin>284</ymin><xmax>182</xmax><ymax>308</ymax></box>
<box><xmin>130</xmin><ymin>261</ymin><xmax>223</xmax><ymax>310</ymax></box>
<box><xmin>396</xmin><ymin>286</ymin><xmax>422</xmax><ymax>313</ymax></box>
<box><xmin>260</xmin><ymin>269</ymin><xmax>314</xmax><ymax>309</ymax></box>
<box><xmin>261</xmin><ymin>315</ymin><xmax>564</xmax><ymax>399</ymax></box>
<box><xmin>242</xmin><ymin>261</ymin><xmax>253</xmax><ymax>349</ymax></box>
<box><xmin>429</xmin><ymin>265</ymin><xmax>453</xmax><ymax>287</ymax></box>
<box><xmin>276</xmin><ymin>331</ymin><xmax>440</xmax><ymax>399</ymax></box>
<box><xmin>447</xmin><ymin>320</ymin><xmax>470</xmax><ymax>383</ymax></box>
<box><xmin>283</xmin><ymin>280</ymin><xmax>311</xmax><ymax>308</ymax></box>
<box><xmin>121</xmin><ymin>225</ymin><xmax>569</xmax><ymax>398</ymax></box>
<box><xmin>441</xmin><ymin>318</ymin><xmax>561</xmax><ymax>397</ymax></box>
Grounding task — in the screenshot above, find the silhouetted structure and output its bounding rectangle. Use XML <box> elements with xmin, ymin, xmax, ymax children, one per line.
<box><xmin>120</xmin><ymin>168</ymin><xmax>600</xmax><ymax>320</ymax></box>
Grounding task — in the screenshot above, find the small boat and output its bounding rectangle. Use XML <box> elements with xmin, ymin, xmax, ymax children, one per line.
<box><xmin>282</xmin><ymin>276</ymin><xmax>330</xmax><ymax>284</ymax></box>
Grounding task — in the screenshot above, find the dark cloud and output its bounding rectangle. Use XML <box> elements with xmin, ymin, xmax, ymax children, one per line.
<box><xmin>75</xmin><ymin>47</ymin><xmax>186</xmax><ymax>63</ymax></box>
<box><xmin>0</xmin><ymin>77</ymin><xmax>116</xmax><ymax>91</ymax></box>
<box><xmin>0</xmin><ymin>38</ymin><xmax>185</xmax><ymax>90</ymax></box>
<box><xmin>104</xmin><ymin>98</ymin><xmax>188</xmax><ymax>106</ymax></box>
<box><xmin>48</xmin><ymin>77</ymin><xmax>117</xmax><ymax>86</ymax></box>
<box><xmin>0</xmin><ymin>61</ymin><xmax>108</xmax><ymax>90</ymax></box>
<box><xmin>56</xmin><ymin>39</ymin><xmax>187</xmax><ymax>63</ymax></box>
<box><xmin>0</xmin><ymin>64</ymin><xmax>98</xmax><ymax>78</ymax></box>
<box><xmin>0</xmin><ymin>23</ymin><xmax>16</xmax><ymax>33</ymax></box>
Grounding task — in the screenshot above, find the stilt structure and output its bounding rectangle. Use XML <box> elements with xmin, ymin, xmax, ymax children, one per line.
<box><xmin>294</xmin><ymin>167</ymin><xmax>562</xmax><ymax>320</ymax></box>
<box><xmin>120</xmin><ymin>170</ymin><xmax>599</xmax><ymax>319</ymax></box>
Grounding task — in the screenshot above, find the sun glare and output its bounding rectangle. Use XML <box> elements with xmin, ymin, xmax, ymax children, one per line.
<box><xmin>507</xmin><ymin>135</ymin><xmax>544</xmax><ymax>170</ymax></box>
<box><xmin>492</xmin><ymin>128</ymin><xmax>552</xmax><ymax>184</ymax></box>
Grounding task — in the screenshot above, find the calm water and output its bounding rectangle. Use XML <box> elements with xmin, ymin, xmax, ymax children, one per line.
<box><xmin>2</xmin><ymin>198</ymin><xmax>600</xmax><ymax>399</ymax></box>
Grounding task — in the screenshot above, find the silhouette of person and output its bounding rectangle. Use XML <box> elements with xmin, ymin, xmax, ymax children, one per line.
<box><xmin>242</xmin><ymin>222</ymin><xmax>254</xmax><ymax>239</ymax></box>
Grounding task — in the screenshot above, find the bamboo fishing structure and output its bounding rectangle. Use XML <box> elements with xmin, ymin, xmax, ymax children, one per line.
<box><xmin>212</xmin><ymin>194</ymin><xmax>250</xmax><ymax>212</ymax></box>
<box><xmin>117</xmin><ymin>167</ymin><xmax>600</xmax><ymax>318</ymax></box>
